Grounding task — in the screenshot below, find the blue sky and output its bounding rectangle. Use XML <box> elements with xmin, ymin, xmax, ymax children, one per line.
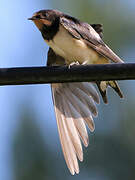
<box><xmin>0</xmin><ymin>1</ymin><xmax>53</xmax><ymax>179</ymax></box>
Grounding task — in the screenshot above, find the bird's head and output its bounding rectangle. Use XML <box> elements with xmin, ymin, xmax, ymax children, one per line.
<box><xmin>28</xmin><ymin>9</ymin><xmax>61</xmax><ymax>31</ymax></box>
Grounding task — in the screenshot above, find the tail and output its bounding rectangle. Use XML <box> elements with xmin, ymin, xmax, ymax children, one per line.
<box><xmin>51</xmin><ymin>82</ymin><xmax>100</xmax><ymax>175</ymax></box>
<box><xmin>96</xmin><ymin>80</ymin><xmax>124</xmax><ymax>104</ymax></box>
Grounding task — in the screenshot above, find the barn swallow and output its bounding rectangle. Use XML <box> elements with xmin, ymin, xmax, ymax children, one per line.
<box><xmin>28</xmin><ymin>9</ymin><xmax>124</xmax><ymax>175</ymax></box>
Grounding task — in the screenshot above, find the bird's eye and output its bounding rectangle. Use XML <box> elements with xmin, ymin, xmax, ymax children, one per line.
<box><xmin>35</xmin><ymin>15</ymin><xmax>40</xmax><ymax>19</ymax></box>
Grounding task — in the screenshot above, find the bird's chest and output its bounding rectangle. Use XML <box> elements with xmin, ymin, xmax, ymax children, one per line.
<box><xmin>45</xmin><ymin>25</ymin><xmax>97</xmax><ymax>64</ymax></box>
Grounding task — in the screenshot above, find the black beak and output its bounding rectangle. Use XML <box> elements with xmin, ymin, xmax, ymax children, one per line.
<box><xmin>28</xmin><ymin>17</ymin><xmax>36</xmax><ymax>20</ymax></box>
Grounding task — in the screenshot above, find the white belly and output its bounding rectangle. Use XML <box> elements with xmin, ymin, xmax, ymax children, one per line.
<box><xmin>45</xmin><ymin>25</ymin><xmax>99</xmax><ymax>65</ymax></box>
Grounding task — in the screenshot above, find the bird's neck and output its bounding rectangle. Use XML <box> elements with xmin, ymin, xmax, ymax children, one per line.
<box><xmin>41</xmin><ymin>18</ymin><xmax>59</xmax><ymax>41</ymax></box>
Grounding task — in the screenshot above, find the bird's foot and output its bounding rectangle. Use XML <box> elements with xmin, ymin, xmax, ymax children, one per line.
<box><xmin>68</xmin><ymin>61</ymin><xmax>80</xmax><ymax>68</ymax></box>
<box><xmin>82</xmin><ymin>60</ymin><xmax>88</xmax><ymax>65</ymax></box>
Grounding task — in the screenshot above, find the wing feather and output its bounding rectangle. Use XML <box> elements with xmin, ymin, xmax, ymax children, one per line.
<box><xmin>60</xmin><ymin>16</ymin><xmax>124</xmax><ymax>63</ymax></box>
<box><xmin>68</xmin><ymin>84</ymin><xmax>98</xmax><ymax>116</ymax></box>
<box><xmin>51</xmin><ymin>82</ymin><xmax>100</xmax><ymax>174</ymax></box>
<box><xmin>73</xmin><ymin>82</ymin><xmax>100</xmax><ymax>104</ymax></box>
<box><xmin>61</xmin><ymin>95</ymin><xmax>83</xmax><ymax>161</ymax></box>
<box><xmin>63</xmin><ymin>86</ymin><xmax>95</xmax><ymax>132</ymax></box>
<box><xmin>53</xmin><ymin>90</ymin><xmax>79</xmax><ymax>174</ymax></box>
<box><xmin>67</xmin><ymin>102</ymin><xmax>89</xmax><ymax>147</ymax></box>
<box><xmin>53</xmin><ymin>98</ymin><xmax>74</xmax><ymax>174</ymax></box>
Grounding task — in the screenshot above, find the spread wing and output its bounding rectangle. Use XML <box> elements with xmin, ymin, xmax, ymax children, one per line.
<box><xmin>60</xmin><ymin>16</ymin><xmax>124</xmax><ymax>63</ymax></box>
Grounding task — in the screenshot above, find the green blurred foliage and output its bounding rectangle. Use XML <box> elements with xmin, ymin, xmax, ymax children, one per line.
<box><xmin>51</xmin><ymin>0</ymin><xmax>135</xmax><ymax>49</ymax></box>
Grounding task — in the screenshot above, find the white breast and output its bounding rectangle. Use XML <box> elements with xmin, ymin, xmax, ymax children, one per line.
<box><xmin>45</xmin><ymin>25</ymin><xmax>99</xmax><ymax>64</ymax></box>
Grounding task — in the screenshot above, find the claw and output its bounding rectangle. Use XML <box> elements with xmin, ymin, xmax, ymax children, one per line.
<box><xmin>68</xmin><ymin>61</ymin><xmax>80</xmax><ymax>68</ymax></box>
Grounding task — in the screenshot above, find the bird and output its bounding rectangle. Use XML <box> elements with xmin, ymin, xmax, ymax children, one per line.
<box><xmin>28</xmin><ymin>9</ymin><xmax>124</xmax><ymax>175</ymax></box>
